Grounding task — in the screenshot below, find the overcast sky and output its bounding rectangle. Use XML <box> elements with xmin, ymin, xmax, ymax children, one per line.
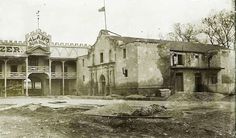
<box><xmin>0</xmin><ymin>0</ymin><xmax>233</xmax><ymax>44</ymax></box>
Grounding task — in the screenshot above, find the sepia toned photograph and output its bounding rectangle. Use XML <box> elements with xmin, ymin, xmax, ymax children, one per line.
<box><xmin>0</xmin><ymin>0</ymin><xmax>235</xmax><ymax>137</ymax></box>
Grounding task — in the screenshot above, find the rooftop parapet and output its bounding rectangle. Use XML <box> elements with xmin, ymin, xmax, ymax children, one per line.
<box><xmin>50</xmin><ymin>42</ymin><xmax>91</xmax><ymax>49</ymax></box>
<box><xmin>0</xmin><ymin>39</ymin><xmax>91</xmax><ymax>48</ymax></box>
<box><xmin>0</xmin><ymin>40</ymin><xmax>27</xmax><ymax>45</ymax></box>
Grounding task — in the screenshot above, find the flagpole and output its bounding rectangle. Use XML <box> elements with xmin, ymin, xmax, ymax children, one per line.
<box><xmin>36</xmin><ymin>10</ymin><xmax>40</xmax><ymax>29</ymax></box>
<box><xmin>103</xmin><ymin>0</ymin><xmax>107</xmax><ymax>30</ymax></box>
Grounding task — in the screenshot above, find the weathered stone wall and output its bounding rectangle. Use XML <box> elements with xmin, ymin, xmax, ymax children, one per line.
<box><xmin>77</xmin><ymin>55</ymin><xmax>90</xmax><ymax>95</ymax></box>
<box><xmin>76</xmin><ymin>31</ymin><xmax>235</xmax><ymax>96</ymax></box>
<box><xmin>208</xmin><ymin>49</ymin><xmax>235</xmax><ymax>94</ymax></box>
<box><xmin>92</xmin><ymin>35</ymin><xmax>116</xmax><ymax>65</ymax></box>
<box><xmin>135</xmin><ymin>43</ymin><xmax>171</xmax><ymax>95</ymax></box>
<box><xmin>183</xmin><ymin>71</ymin><xmax>195</xmax><ymax>92</ymax></box>
<box><xmin>114</xmin><ymin>43</ymin><xmax>138</xmax><ymax>95</ymax></box>
<box><xmin>80</xmin><ymin>34</ymin><xmax>118</xmax><ymax>96</ymax></box>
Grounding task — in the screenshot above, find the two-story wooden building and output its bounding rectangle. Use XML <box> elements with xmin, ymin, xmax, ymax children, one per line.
<box><xmin>0</xmin><ymin>29</ymin><xmax>89</xmax><ymax>97</ymax></box>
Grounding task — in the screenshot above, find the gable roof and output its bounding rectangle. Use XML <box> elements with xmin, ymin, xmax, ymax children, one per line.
<box><xmin>26</xmin><ymin>45</ymin><xmax>50</xmax><ymax>55</ymax></box>
<box><xmin>163</xmin><ymin>41</ymin><xmax>227</xmax><ymax>53</ymax></box>
<box><xmin>106</xmin><ymin>34</ymin><xmax>227</xmax><ymax>53</ymax></box>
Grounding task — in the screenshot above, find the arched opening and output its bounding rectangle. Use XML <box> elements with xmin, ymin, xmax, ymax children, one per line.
<box><xmin>26</xmin><ymin>73</ymin><xmax>49</xmax><ymax>96</ymax></box>
<box><xmin>99</xmin><ymin>75</ymin><xmax>106</xmax><ymax>95</ymax></box>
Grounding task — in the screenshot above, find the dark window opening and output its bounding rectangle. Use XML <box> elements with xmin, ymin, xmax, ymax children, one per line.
<box><xmin>51</xmin><ymin>65</ymin><xmax>56</xmax><ymax>72</ymax></box>
<box><xmin>109</xmin><ymin>50</ymin><xmax>112</xmax><ymax>62</ymax></box>
<box><xmin>0</xmin><ymin>64</ymin><xmax>2</xmax><ymax>72</ymax></box>
<box><xmin>11</xmin><ymin>65</ymin><xmax>17</xmax><ymax>72</ymax></box>
<box><xmin>21</xmin><ymin>66</ymin><xmax>26</xmax><ymax>72</ymax></box>
<box><xmin>177</xmin><ymin>55</ymin><xmax>183</xmax><ymax>65</ymax></box>
<box><xmin>210</xmin><ymin>74</ymin><xmax>217</xmax><ymax>84</ymax></box>
<box><xmin>123</xmin><ymin>48</ymin><xmax>126</xmax><ymax>59</ymax></box>
<box><xmin>100</xmin><ymin>53</ymin><xmax>104</xmax><ymax>63</ymax></box>
<box><xmin>83</xmin><ymin>75</ymin><xmax>85</xmax><ymax>81</ymax></box>
<box><xmin>64</xmin><ymin>66</ymin><xmax>68</xmax><ymax>72</ymax></box>
<box><xmin>122</xmin><ymin>68</ymin><xmax>128</xmax><ymax>77</ymax></box>
<box><xmin>82</xmin><ymin>59</ymin><xmax>85</xmax><ymax>67</ymax></box>
<box><xmin>29</xmin><ymin>58</ymin><xmax>38</xmax><ymax>66</ymax></box>
<box><xmin>172</xmin><ymin>54</ymin><xmax>184</xmax><ymax>66</ymax></box>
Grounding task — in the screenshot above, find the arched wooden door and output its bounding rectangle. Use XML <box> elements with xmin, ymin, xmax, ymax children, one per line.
<box><xmin>99</xmin><ymin>75</ymin><xmax>106</xmax><ymax>95</ymax></box>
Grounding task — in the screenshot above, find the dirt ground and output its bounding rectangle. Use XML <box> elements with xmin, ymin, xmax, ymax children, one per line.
<box><xmin>0</xmin><ymin>96</ymin><xmax>235</xmax><ymax>138</ymax></box>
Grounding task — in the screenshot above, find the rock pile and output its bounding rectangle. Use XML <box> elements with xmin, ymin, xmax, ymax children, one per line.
<box><xmin>132</xmin><ymin>104</ymin><xmax>167</xmax><ymax>116</ymax></box>
<box><xmin>83</xmin><ymin>103</ymin><xmax>167</xmax><ymax>117</ymax></box>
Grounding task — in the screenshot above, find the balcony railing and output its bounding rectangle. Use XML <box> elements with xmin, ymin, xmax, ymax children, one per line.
<box><xmin>64</xmin><ymin>72</ymin><xmax>77</xmax><ymax>79</ymax></box>
<box><xmin>51</xmin><ymin>72</ymin><xmax>76</xmax><ymax>79</ymax></box>
<box><xmin>8</xmin><ymin>72</ymin><xmax>26</xmax><ymax>79</ymax></box>
<box><xmin>51</xmin><ymin>72</ymin><xmax>63</xmax><ymax>79</ymax></box>
<box><xmin>28</xmin><ymin>66</ymin><xmax>49</xmax><ymax>73</ymax></box>
<box><xmin>0</xmin><ymin>71</ymin><xmax>77</xmax><ymax>79</ymax></box>
<box><xmin>0</xmin><ymin>72</ymin><xmax>26</xmax><ymax>79</ymax></box>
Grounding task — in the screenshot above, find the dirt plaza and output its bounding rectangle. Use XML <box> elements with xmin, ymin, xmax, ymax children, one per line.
<box><xmin>0</xmin><ymin>95</ymin><xmax>234</xmax><ymax>138</ymax></box>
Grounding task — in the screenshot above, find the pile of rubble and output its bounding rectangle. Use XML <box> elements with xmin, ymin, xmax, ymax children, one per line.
<box><xmin>83</xmin><ymin>103</ymin><xmax>167</xmax><ymax>117</ymax></box>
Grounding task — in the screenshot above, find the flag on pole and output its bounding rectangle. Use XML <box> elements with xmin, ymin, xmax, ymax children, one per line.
<box><xmin>98</xmin><ymin>6</ymin><xmax>105</xmax><ymax>12</ymax></box>
<box><xmin>36</xmin><ymin>10</ymin><xmax>40</xmax><ymax>15</ymax></box>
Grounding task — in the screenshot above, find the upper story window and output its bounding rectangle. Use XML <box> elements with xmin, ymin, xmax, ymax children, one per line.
<box><xmin>123</xmin><ymin>48</ymin><xmax>126</xmax><ymax>59</ymax></box>
<box><xmin>29</xmin><ymin>58</ymin><xmax>38</xmax><ymax>66</ymax></box>
<box><xmin>122</xmin><ymin>68</ymin><xmax>128</xmax><ymax>77</ymax></box>
<box><xmin>64</xmin><ymin>66</ymin><xmax>68</xmax><ymax>72</ymax></box>
<box><xmin>194</xmin><ymin>54</ymin><xmax>199</xmax><ymax>59</ymax></box>
<box><xmin>172</xmin><ymin>54</ymin><xmax>184</xmax><ymax>66</ymax></box>
<box><xmin>0</xmin><ymin>64</ymin><xmax>2</xmax><ymax>72</ymax></box>
<box><xmin>100</xmin><ymin>52</ymin><xmax>104</xmax><ymax>63</ymax></box>
<box><xmin>109</xmin><ymin>50</ymin><xmax>112</xmax><ymax>62</ymax></box>
<box><xmin>11</xmin><ymin>65</ymin><xmax>17</xmax><ymax>72</ymax></box>
<box><xmin>82</xmin><ymin>59</ymin><xmax>85</xmax><ymax>67</ymax></box>
<box><xmin>51</xmin><ymin>65</ymin><xmax>56</xmax><ymax>72</ymax></box>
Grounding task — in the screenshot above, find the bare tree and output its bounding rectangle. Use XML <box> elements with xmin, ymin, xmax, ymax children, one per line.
<box><xmin>167</xmin><ymin>23</ymin><xmax>200</xmax><ymax>42</ymax></box>
<box><xmin>200</xmin><ymin>10</ymin><xmax>234</xmax><ymax>48</ymax></box>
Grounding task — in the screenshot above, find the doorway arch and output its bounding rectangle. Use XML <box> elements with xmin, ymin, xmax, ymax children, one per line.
<box><xmin>99</xmin><ymin>75</ymin><xmax>106</xmax><ymax>95</ymax></box>
<box><xmin>27</xmin><ymin>73</ymin><xmax>49</xmax><ymax>96</ymax></box>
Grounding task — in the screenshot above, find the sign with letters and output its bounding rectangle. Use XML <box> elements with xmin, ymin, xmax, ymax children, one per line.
<box><xmin>0</xmin><ymin>46</ymin><xmax>22</xmax><ymax>53</ymax></box>
<box><xmin>27</xmin><ymin>33</ymin><xmax>50</xmax><ymax>46</ymax></box>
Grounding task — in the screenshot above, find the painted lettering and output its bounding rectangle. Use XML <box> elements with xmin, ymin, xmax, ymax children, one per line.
<box><xmin>7</xmin><ymin>47</ymin><xmax>12</xmax><ymax>52</ymax></box>
<box><xmin>13</xmin><ymin>47</ymin><xmax>20</xmax><ymax>52</ymax></box>
<box><xmin>0</xmin><ymin>46</ymin><xmax>22</xmax><ymax>53</ymax></box>
<box><xmin>0</xmin><ymin>47</ymin><xmax>5</xmax><ymax>52</ymax></box>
